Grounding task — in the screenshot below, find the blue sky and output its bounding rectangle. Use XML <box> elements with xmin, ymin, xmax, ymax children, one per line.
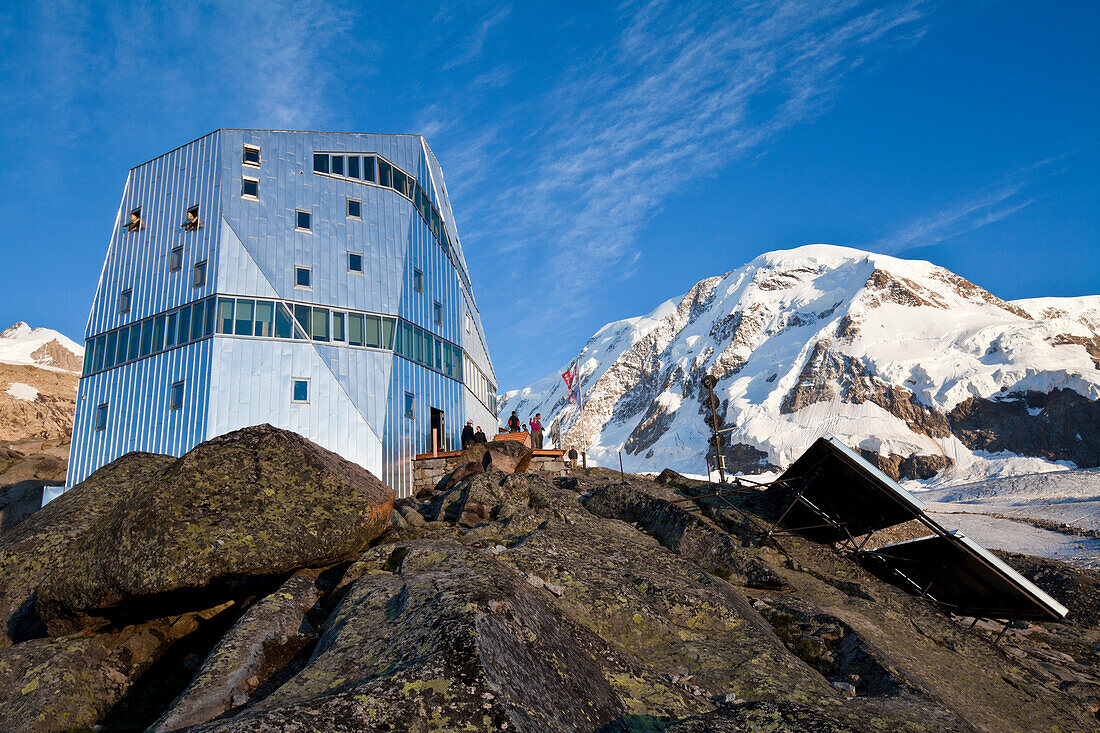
<box><xmin>1</xmin><ymin>1</ymin><xmax>1097</xmax><ymax>391</ymax></box>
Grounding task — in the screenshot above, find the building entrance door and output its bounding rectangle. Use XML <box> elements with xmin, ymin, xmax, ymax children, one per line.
<box><xmin>430</xmin><ymin>407</ymin><xmax>446</xmax><ymax>453</ymax></box>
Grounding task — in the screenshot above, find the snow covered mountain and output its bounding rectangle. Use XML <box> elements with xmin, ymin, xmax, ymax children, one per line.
<box><xmin>0</xmin><ymin>323</ymin><xmax>83</xmax><ymax>444</ymax></box>
<box><xmin>501</xmin><ymin>245</ymin><xmax>1100</xmax><ymax>486</ymax></box>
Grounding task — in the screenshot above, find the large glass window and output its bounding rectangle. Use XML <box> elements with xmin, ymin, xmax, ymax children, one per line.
<box><xmin>381</xmin><ymin>317</ymin><xmax>395</xmax><ymax>349</ymax></box>
<box><xmin>378</xmin><ymin>159</ymin><xmax>392</xmax><ymax>188</ymax></box>
<box><xmin>91</xmin><ymin>335</ymin><xmax>105</xmax><ymax>372</ymax></box>
<box><xmin>152</xmin><ymin>315</ymin><xmax>165</xmax><ymax>352</ymax></box>
<box><xmin>177</xmin><ymin>306</ymin><xmax>191</xmax><ymax>346</ymax></box>
<box><xmin>294</xmin><ymin>304</ymin><xmax>311</xmax><ymax>339</ymax></box>
<box><xmin>392</xmin><ymin>168</ymin><xmax>408</xmax><ymax>198</ymax></box>
<box><xmin>139</xmin><ymin>319</ymin><xmax>153</xmax><ymax>357</ymax></box>
<box><xmin>103</xmin><ymin>331</ymin><xmax>117</xmax><ymax>370</ymax></box>
<box><xmin>116</xmin><ymin>326</ymin><xmax>130</xmax><ymax>363</ymax></box>
<box><xmin>347</xmin><ymin>155</ymin><xmax>360</xmax><ymax>179</ymax></box>
<box><xmin>313</xmin><ymin>153</ymin><xmax>328</xmax><ymax>173</ymax></box>
<box><xmin>362</xmin><ymin>155</ymin><xmax>376</xmax><ymax>183</ymax></box>
<box><xmin>165</xmin><ymin>314</ymin><xmax>176</xmax><ymax>349</ymax></box>
<box><xmin>330</xmin><ymin>155</ymin><xmax>344</xmax><ymax>176</ymax></box>
<box><xmin>348</xmin><ymin>313</ymin><xmax>364</xmax><ymax>346</ymax></box>
<box><xmin>217</xmin><ymin>298</ymin><xmax>234</xmax><ymax>334</ymax></box>
<box><xmin>254</xmin><ymin>300</ymin><xmax>274</xmax><ymax>337</ymax></box>
<box><xmin>332</xmin><ymin>312</ymin><xmax>345</xmax><ymax>342</ymax></box>
<box><xmin>205</xmin><ymin>300</ymin><xmax>216</xmax><ymax>336</ymax></box>
<box><xmin>311</xmin><ymin>308</ymin><xmax>329</xmax><ymax>341</ymax></box>
<box><xmin>191</xmin><ymin>300</ymin><xmax>206</xmax><ymax>340</ymax></box>
<box><xmin>364</xmin><ymin>315</ymin><xmax>381</xmax><ymax>348</ymax></box>
<box><xmin>275</xmin><ymin>303</ymin><xmax>295</xmax><ymax>339</ymax></box>
<box><xmin>235</xmin><ymin>299</ymin><xmax>254</xmax><ymax>335</ymax></box>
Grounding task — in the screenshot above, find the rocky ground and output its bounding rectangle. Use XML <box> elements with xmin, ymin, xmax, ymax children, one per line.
<box><xmin>1</xmin><ymin>426</ymin><xmax>1098</xmax><ymax>732</ymax></box>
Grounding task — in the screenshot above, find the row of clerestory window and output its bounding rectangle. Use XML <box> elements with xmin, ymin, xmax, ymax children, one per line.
<box><xmin>311</xmin><ymin>152</ymin><xmax>470</xmax><ymax>290</ymax></box>
<box><xmin>85</xmin><ymin>296</ymin><xmax>218</xmax><ymax>376</ymax></box>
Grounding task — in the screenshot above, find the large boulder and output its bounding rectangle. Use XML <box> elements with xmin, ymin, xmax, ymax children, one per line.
<box><xmin>443</xmin><ymin>440</ymin><xmax>533</xmax><ymax>490</ymax></box>
<box><xmin>31</xmin><ymin>424</ymin><xmax>393</xmax><ymax>635</ymax></box>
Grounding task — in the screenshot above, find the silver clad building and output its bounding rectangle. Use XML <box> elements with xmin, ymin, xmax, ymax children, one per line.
<box><xmin>67</xmin><ymin>130</ymin><xmax>498</xmax><ymax>498</ymax></box>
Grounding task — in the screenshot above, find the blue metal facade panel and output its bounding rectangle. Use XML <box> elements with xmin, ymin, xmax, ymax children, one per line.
<box><xmin>67</xmin><ymin>130</ymin><xmax>497</xmax><ymax>499</ymax></box>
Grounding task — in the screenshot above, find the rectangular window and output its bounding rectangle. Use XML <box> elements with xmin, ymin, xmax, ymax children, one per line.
<box><xmin>119</xmin><ymin>289</ymin><xmax>132</xmax><ymax>314</ymax></box>
<box><xmin>235</xmin><ymin>299</ymin><xmax>254</xmax><ymax>335</ymax></box>
<box><xmin>313</xmin><ymin>153</ymin><xmax>328</xmax><ymax>173</ymax></box>
<box><xmin>311</xmin><ymin>307</ymin><xmax>329</xmax><ymax>342</ymax></box>
<box><xmin>381</xmin><ymin>317</ymin><xmax>395</xmax><ymax>349</ymax></box>
<box><xmin>128</xmin><ymin>324</ymin><xmax>141</xmax><ymax>360</ymax></box>
<box><xmin>91</xmin><ymin>335</ymin><xmax>105</xmax><ymax>372</ymax></box>
<box><xmin>295</xmin><ymin>266</ymin><xmax>312</xmax><ymax>288</ymax></box>
<box><xmin>347</xmin><ymin>155</ymin><xmax>360</xmax><ymax>179</ymax></box>
<box><xmin>404</xmin><ymin>392</ymin><xmax>415</xmax><ymax>419</ymax></box>
<box><xmin>292</xmin><ymin>379</ymin><xmax>309</xmax><ymax>403</ymax></box>
<box><xmin>392</xmin><ymin>168</ymin><xmax>408</xmax><ymax>198</ymax></box>
<box><xmin>127</xmin><ymin>207</ymin><xmax>142</xmax><ymax>232</ymax></box>
<box><xmin>348</xmin><ymin>313</ymin><xmax>364</xmax><ymax>346</ymax></box>
<box><xmin>191</xmin><ymin>300</ymin><xmax>206</xmax><ymax>340</ymax></box>
<box><xmin>170</xmin><ymin>246</ymin><xmax>183</xmax><ymax>272</ymax></box>
<box><xmin>362</xmin><ymin>155</ymin><xmax>376</xmax><ymax>183</ymax></box>
<box><xmin>177</xmin><ymin>305</ymin><xmax>191</xmax><ymax>346</ymax></box>
<box><xmin>331</xmin><ymin>155</ymin><xmax>344</xmax><ymax>176</ymax></box>
<box><xmin>139</xmin><ymin>319</ymin><xmax>153</xmax><ymax>357</ymax></box>
<box><xmin>152</xmin><ymin>315</ymin><xmax>165</xmax><ymax>352</ymax></box>
<box><xmin>243</xmin><ymin>145</ymin><xmax>260</xmax><ymax>167</ymax></box>
<box><xmin>204</xmin><ymin>298</ymin><xmax>216</xmax><ymax>336</ymax></box>
<box><xmin>347</xmin><ymin>252</ymin><xmax>363</xmax><ymax>273</ymax></box>
<box><xmin>183</xmin><ymin>205</ymin><xmax>201</xmax><ymax>231</ymax></box>
<box><xmin>295</xmin><ymin>210</ymin><xmax>312</xmax><ymax>231</ymax></box>
<box><xmin>242</xmin><ymin>177</ymin><xmax>259</xmax><ymax>198</ymax></box>
<box><xmin>294</xmin><ymin>304</ymin><xmax>311</xmax><ymax>339</ymax></box>
<box><xmin>443</xmin><ymin>342</ymin><xmax>453</xmax><ymax>377</ymax></box>
<box><xmin>254</xmin><ymin>300</ymin><xmax>274</xmax><ymax>337</ymax></box>
<box><xmin>332</xmin><ymin>312</ymin><xmax>345</xmax><ymax>342</ymax></box>
<box><xmin>433</xmin><ymin>300</ymin><xmax>443</xmax><ymax>325</ymax></box>
<box><xmin>94</xmin><ymin>403</ymin><xmax>108</xmax><ymax>430</ymax></box>
<box><xmin>378</xmin><ymin>159</ymin><xmax>392</xmax><ymax>188</ymax></box>
<box><xmin>413</xmin><ymin>268</ymin><xmax>423</xmax><ymax>293</ymax></box>
<box><xmin>103</xmin><ymin>331</ymin><xmax>117</xmax><ymax>370</ymax></box>
<box><xmin>275</xmin><ymin>303</ymin><xmax>295</xmax><ymax>339</ymax></box>
<box><xmin>83</xmin><ymin>341</ymin><xmax>94</xmax><ymax>375</ymax></box>
<box><xmin>170</xmin><ymin>380</ymin><xmax>184</xmax><ymax>409</ymax></box>
<box><xmin>347</xmin><ymin>198</ymin><xmax>361</xmax><ymax>218</ymax></box>
<box><xmin>115</xmin><ymin>326</ymin><xmax>129</xmax><ymax>363</ymax></box>
<box><xmin>360</xmin><ymin>315</ymin><xmax>378</xmax><ymax>348</ymax></box>
<box><xmin>413</xmin><ymin>184</ymin><xmax>426</xmax><ymax>216</ymax></box>
<box><xmin>165</xmin><ymin>313</ymin><xmax>176</xmax><ymax>349</ymax></box>
<box><xmin>217</xmin><ymin>298</ymin><xmax>234</xmax><ymax>334</ymax></box>
<box><xmin>193</xmin><ymin>260</ymin><xmax>207</xmax><ymax>288</ymax></box>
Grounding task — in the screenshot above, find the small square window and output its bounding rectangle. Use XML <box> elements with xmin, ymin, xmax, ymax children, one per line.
<box><xmin>193</xmin><ymin>260</ymin><xmax>207</xmax><ymax>288</ymax></box>
<box><xmin>413</xmin><ymin>268</ymin><xmax>423</xmax><ymax>293</ymax></box>
<box><xmin>347</xmin><ymin>198</ymin><xmax>361</xmax><ymax>218</ymax></box>
<box><xmin>169</xmin><ymin>246</ymin><xmax>183</xmax><ymax>272</ymax></box>
<box><xmin>295</xmin><ymin>210</ymin><xmax>312</xmax><ymax>231</ymax></box>
<box><xmin>94</xmin><ymin>403</ymin><xmax>108</xmax><ymax>430</ymax></box>
<box><xmin>170</xmin><ymin>380</ymin><xmax>184</xmax><ymax>409</ymax></box>
<box><xmin>118</xmin><ymin>288</ymin><xmax>132</xmax><ymax>314</ymax></box>
<box><xmin>126</xmin><ymin>207</ymin><xmax>142</xmax><ymax>232</ymax></box>
<box><xmin>433</xmin><ymin>300</ymin><xmax>443</xmax><ymax>325</ymax></box>
<box><xmin>295</xmin><ymin>266</ymin><xmax>312</xmax><ymax>289</ymax></box>
<box><xmin>347</xmin><ymin>252</ymin><xmax>363</xmax><ymax>273</ymax></box>
<box><xmin>404</xmin><ymin>391</ymin><xmax>415</xmax><ymax>419</ymax></box>
<box><xmin>243</xmin><ymin>145</ymin><xmax>260</xmax><ymax>167</ymax></box>
<box><xmin>313</xmin><ymin>153</ymin><xmax>328</xmax><ymax>173</ymax></box>
<box><xmin>183</xmin><ymin>205</ymin><xmax>202</xmax><ymax>231</ymax></box>
<box><xmin>242</xmin><ymin>177</ymin><xmax>259</xmax><ymax>198</ymax></box>
<box><xmin>292</xmin><ymin>379</ymin><xmax>309</xmax><ymax>403</ymax></box>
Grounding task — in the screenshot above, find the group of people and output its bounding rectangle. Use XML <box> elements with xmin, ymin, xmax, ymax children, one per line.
<box><xmin>506</xmin><ymin>410</ymin><xmax>545</xmax><ymax>449</ymax></box>
<box><xmin>460</xmin><ymin>421</ymin><xmax>489</xmax><ymax>450</ymax></box>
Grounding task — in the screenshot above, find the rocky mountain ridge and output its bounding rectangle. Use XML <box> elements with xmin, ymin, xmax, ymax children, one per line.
<box><xmin>501</xmin><ymin>245</ymin><xmax>1100</xmax><ymax>485</ymax></box>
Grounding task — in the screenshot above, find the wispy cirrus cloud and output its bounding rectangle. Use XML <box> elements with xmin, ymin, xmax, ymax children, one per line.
<box><xmin>425</xmin><ymin>0</ymin><xmax>930</xmax><ymax>383</ymax></box>
<box><xmin>870</xmin><ymin>152</ymin><xmax>1083</xmax><ymax>254</ymax></box>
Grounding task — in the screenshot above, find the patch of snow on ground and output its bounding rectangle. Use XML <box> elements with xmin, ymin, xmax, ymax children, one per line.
<box><xmin>5</xmin><ymin>382</ymin><xmax>38</xmax><ymax>401</ymax></box>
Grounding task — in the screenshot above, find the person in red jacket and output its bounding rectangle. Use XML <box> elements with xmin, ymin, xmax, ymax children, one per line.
<box><xmin>507</xmin><ymin>411</ymin><xmax>521</xmax><ymax>432</ymax></box>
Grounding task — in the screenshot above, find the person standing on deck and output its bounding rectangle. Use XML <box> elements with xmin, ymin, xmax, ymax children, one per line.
<box><xmin>474</xmin><ymin>426</ymin><xmax>488</xmax><ymax>444</ymax></box>
<box><xmin>461</xmin><ymin>420</ymin><xmax>475</xmax><ymax>450</ymax></box>
<box><xmin>530</xmin><ymin>413</ymin><xmax>544</xmax><ymax>449</ymax></box>
<box><xmin>508</xmin><ymin>411</ymin><xmax>521</xmax><ymax>432</ymax></box>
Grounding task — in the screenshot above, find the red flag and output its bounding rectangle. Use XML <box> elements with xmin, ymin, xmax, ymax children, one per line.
<box><xmin>562</xmin><ymin>360</ymin><xmax>581</xmax><ymax>406</ymax></box>
<box><xmin>561</xmin><ymin>365</ymin><xmax>576</xmax><ymax>390</ymax></box>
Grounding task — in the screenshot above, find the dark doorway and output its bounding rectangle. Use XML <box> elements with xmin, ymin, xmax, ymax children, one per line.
<box><xmin>430</xmin><ymin>407</ymin><xmax>446</xmax><ymax>452</ymax></box>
